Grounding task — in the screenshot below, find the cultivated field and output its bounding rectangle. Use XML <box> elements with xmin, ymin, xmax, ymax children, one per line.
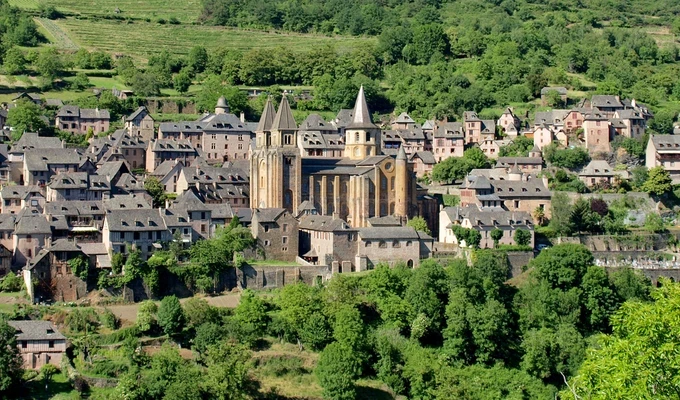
<box><xmin>9</xmin><ymin>0</ymin><xmax>202</xmax><ymax>23</ymax></box>
<box><xmin>48</xmin><ymin>18</ymin><xmax>373</xmax><ymax>61</ymax></box>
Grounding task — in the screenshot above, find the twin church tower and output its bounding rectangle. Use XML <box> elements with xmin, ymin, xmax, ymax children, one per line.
<box><xmin>250</xmin><ymin>87</ymin><xmax>415</xmax><ymax>228</ymax></box>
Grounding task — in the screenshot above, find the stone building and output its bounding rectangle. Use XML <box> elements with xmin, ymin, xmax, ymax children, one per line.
<box><xmin>7</xmin><ymin>321</ymin><xmax>66</xmax><ymax>370</ymax></box>
<box><xmin>439</xmin><ymin>205</ymin><xmax>534</xmax><ymax>249</ymax></box>
<box><xmin>646</xmin><ymin>135</ymin><xmax>680</xmax><ymax>183</ymax></box>
<box><xmin>55</xmin><ymin>106</ymin><xmax>110</xmax><ymax>134</ymax></box>
<box><xmin>583</xmin><ymin>111</ymin><xmax>612</xmax><ymax>153</ymax></box>
<box><xmin>125</xmin><ymin>106</ymin><xmax>155</xmax><ymax>141</ymax></box>
<box><xmin>356</xmin><ymin>226</ymin><xmax>432</xmax><ymax>269</ymax></box>
<box><xmin>250</xmin><ymin>88</ymin><xmax>418</xmax><ymax>228</ymax></box>
<box><xmin>146</xmin><ymin>139</ymin><xmax>199</xmax><ymax>172</ymax></box>
<box><xmin>298</xmin><ymin>214</ymin><xmax>356</xmax><ymax>272</ymax></box>
<box><xmin>251</xmin><ymin>208</ymin><xmax>299</xmax><ymax>262</ymax></box>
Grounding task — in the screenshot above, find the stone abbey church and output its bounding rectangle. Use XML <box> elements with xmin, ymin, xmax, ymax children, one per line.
<box><xmin>250</xmin><ymin>87</ymin><xmax>417</xmax><ymax>228</ymax></box>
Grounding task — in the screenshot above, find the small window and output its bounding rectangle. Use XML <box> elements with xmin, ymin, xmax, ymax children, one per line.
<box><xmin>264</xmin><ymin>240</ymin><xmax>271</xmax><ymax>246</ymax></box>
<box><xmin>283</xmin><ymin>223</ymin><xmax>288</xmax><ymax>232</ymax></box>
<box><xmin>22</xmin><ymin>341</ymin><xmax>27</xmax><ymax>349</ymax></box>
<box><xmin>282</xmin><ymin>236</ymin><xmax>288</xmax><ymax>244</ymax></box>
<box><xmin>365</xmin><ymin>241</ymin><xmax>372</xmax><ymax>247</ymax></box>
<box><xmin>406</xmin><ymin>241</ymin><xmax>412</xmax><ymax>247</ymax></box>
<box><xmin>379</xmin><ymin>241</ymin><xmax>387</xmax><ymax>248</ymax></box>
<box><xmin>392</xmin><ymin>240</ymin><xmax>400</xmax><ymax>248</ymax></box>
<box><xmin>48</xmin><ymin>340</ymin><xmax>54</xmax><ymax>348</ymax></box>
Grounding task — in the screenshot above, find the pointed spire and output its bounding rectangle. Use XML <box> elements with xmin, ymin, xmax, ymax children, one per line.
<box><xmin>272</xmin><ymin>95</ymin><xmax>297</xmax><ymax>131</ymax></box>
<box><xmin>347</xmin><ymin>86</ymin><xmax>377</xmax><ymax>129</ymax></box>
<box><xmin>256</xmin><ymin>96</ymin><xmax>276</xmax><ymax>132</ymax></box>
<box><xmin>396</xmin><ymin>145</ymin><xmax>407</xmax><ymax>161</ymax></box>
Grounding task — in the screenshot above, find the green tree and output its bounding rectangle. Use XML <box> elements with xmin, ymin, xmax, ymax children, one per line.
<box><xmin>35</xmin><ymin>47</ymin><xmax>63</xmax><ymax>87</ymax></box>
<box><xmin>490</xmin><ymin>228</ymin><xmax>503</xmax><ymax>247</ymax></box>
<box><xmin>192</xmin><ymin>322</ymin><xmax>223</xmax><ymax>355</ymax></box>
<box><xmin>40</xmin><ymin>363</ymin><xmax>59</xmax><ymax>391</ymax></box>
<box><xmin>157</xmin><ymin>295</ymin><xmax>184</xmax><ymax>336</ymax></box>
<box><xmin>202</xmin><ymin>340</ymin><xmax>251</xmax><ymax>400</ymax></box>
<box><xmin>644</xmin><ymin>213</ymin><xmax>666</xmax><ymax>233</ymax></box>
<box><xmin>549</xmin><ymin>192</ymin><xmax>573</xmax><ymax>236</ymax></box>
<box><xmin>300</xmin><ymin>312</ymin><xmax>331</xmax><ymax>351</ymax></box>
<box><xmin>137</xmin><ymin>300</ymin><xmax>158</xmax><ymax>333</ymax></box>
<box><xmin>7</xmin><ymin>99</ymin><xmax>47</xmax><ymax>139</ymax></box>
<box><xmin>316</xmin><ymin>342</ymin><xmax>360</xmax><ymax>400</ymax></box>
<box><xmin>581</xmin><ymin>266</ymin><xmax>620</xmax><ymax>332</ymax></box>
<box><xmin>407</xmin><ymin>216</ymin><xmax>431</xmax><ymax>236</ymax></box>
<box><xmin>565</xmin><ymin>281</ymin><xmax>680</xmax><ymax>399</ymax></box>
<box><xmin>0</xmin><ymin>319</ymin><xmax>23</xmax><ymax>394</ymax></box>
<box><xmin>640</xmin><ymin>166</ymin><xmax>672</xmax><ymax>196</ymax></box>
<box><xmin>195</xmin><ymin>74</ymin><xmax>250</xmax><ymax>115</ymax></box>
<box><xmin>145</xmin><ymin>176</ymin><xmax>167</xmax><ymax>208</ymax></box>
<box><xmin>277</xmin><ymin>283</ymin><xmax>322</xmax><ymax>340</ymax></box>
<box><xmin>71</xmin><ymin>72</ymin><xmax>90</xmax><ymax>91</ymax></box>
<box><xmin>233</xmin><ymin>289</ymin><xmax>268</xmax><ymax>346</ymax></box>
<box><xmin>571</xmin><ymin>197</ymin><xmax>600</xmax><ymax>233</ymax></box>
<box><xmin>610</xmin><ymin>268</ymin><xmax>652</xmax><ymax>302</ymax></box>
<box><xmin>183</xmin><ymin>298</ymin><xmax>219</xmax><ymax>329</ymax></box>
<box><xmin>530</xmin><ymin>243</ymin><xmax>593</xmax><ymax>290</ymax></box>
<box><xmin>514</xmin><ymin>228</ymin><xmax>531</xmax><ymax>246</ymax></box>
<box><xmin>188</xmin><ymin>46</ymin><xmax>209</xmax><ymax>74</ymax></box>
<box><xmin>3</xmin><ymin>47</ymin><xmax>26</xmax><ymax>75</ymax></box>
<box><xmin>173</xmin><ymin>68</ymin><xmax>192</xmax><ymax>94</ymax></box>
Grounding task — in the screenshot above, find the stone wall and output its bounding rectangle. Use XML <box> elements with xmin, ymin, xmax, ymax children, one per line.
<box><xmin>237</xmin><ymin>264</ymin><xmax>332</xmax><ymax>289</ymax></box>
<box><xmin>144</xmin><ymin>100</ymin><xmax>197</xmax><ymax>115</ymax></box>
<box><xmin>507</xmin><ymin>251</ymin><xmax>534</xmax><ymax>277</ymax></box>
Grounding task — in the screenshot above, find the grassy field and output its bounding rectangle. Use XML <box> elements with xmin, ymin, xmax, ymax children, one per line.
<box><xmin>10</xmin><ymin>0</ymin><xmax>202</xmax><ymax>23</ymax></box>
<box><xmin>48</xmin><ymin>18</ymin><xmax>373</xmax><ymax>61</ymax></box>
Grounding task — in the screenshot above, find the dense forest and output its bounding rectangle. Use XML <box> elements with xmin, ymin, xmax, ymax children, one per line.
<box><xmin>1</xmin><ymin>244</ymin><xmax>662</xmax><ymax>399</ymax></box>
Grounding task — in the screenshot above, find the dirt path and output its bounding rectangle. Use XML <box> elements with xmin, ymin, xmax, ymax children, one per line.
<box><xmin>100</xmin><ymin>293</ymin><xmax>241</xmax><ymax>323</ymax></box>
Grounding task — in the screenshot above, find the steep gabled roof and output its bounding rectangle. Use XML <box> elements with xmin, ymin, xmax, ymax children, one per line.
<box><xmin>347</xmin><ymin>86</ymin><xmax>377</xmax><ymax>129</ymax></box>
<box><xmin>256</xmin><ymin>96</ymin><xmax>277</xmax><ymax>132</ymax></box>
<box><xmin>271</xmin><ymin>96</ymin><xmax>297</xmax><ymax>131</ymax></box>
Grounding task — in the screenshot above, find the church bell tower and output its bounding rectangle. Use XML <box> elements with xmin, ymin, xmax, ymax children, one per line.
<box><xmin>250</xmin><ymin>95</ymin><xmax>300</xmax><ymax>213</ymax></box>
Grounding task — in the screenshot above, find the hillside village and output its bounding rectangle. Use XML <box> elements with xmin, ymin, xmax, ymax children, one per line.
<box><xmin>0</xmin><ymin>84</ymin><xmax>676</xmax><ymax>305</ymax></box>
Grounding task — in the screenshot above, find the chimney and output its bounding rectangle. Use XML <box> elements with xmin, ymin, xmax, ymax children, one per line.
<box><xmin>240</xmin><ymin>112</ymin><xmax>245</xmax><ymax>123</ymax></box>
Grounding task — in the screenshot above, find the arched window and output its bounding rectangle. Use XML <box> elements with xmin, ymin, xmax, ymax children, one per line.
<box><xmin>390</xmin><ymin>176</ymin><xmax>395</xmax><ymax>190</ymax></box>
<box><xmin>407</xmin><ymin>259</ymin><xmax>414</xmax><ymax>268</ymax></box>
<box><xmin>392</xmin><ymin>240</ymin><xmax>400</xmax><ymax>248</ymax></box>
<box><xmin>379</xmin><ymin>241</ymin><xmax>387</xmax><ymax>248</ymax></box>
<box><xmin>365</xmin><ymin>241</ymin><xmax>372</xmax><ymax>247</ymax></box>
<box><xmin>355</xmin><ymin>132</ymin><xmax>360</xmax><ymax>142</ymax></box>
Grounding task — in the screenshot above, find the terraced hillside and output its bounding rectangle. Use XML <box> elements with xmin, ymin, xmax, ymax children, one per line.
<box><xmin>9</xmin><ymin>0</ymin><xmax>201</xmax><ymax>23</ymax></box>
<box><xmin>50</xmin><ymin>18</ymin><xmax>373</xmax><ymax>61</ymax></box>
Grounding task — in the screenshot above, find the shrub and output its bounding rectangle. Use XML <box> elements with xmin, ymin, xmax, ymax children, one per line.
<box><xmin>0</xmin><ymin>273</ymin><xmax>23</xmax><ymax>292</ymax></box>
<box><xmin>254</xmin><ymin>355</ymin><xmax>307</xmax><ymax>377</ymax></box>
<box><xmin>100</xmin><ymin>309</ymin><xmax>119</xmax><ymax>330</ymax></box>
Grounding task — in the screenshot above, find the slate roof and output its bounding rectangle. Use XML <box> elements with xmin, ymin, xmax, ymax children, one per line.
<box><xmin>346</xmin><ymin>86</ymin><xmax>377</xmax><ymax>129</ymax></box>
<box><xmin>579</xmin><ymin>160</ymin><xmax>628</xmax><ymax>178</ymax></box>
<box><xmin>105</xmin><ymin>208</ymin><xmax>167</xmax><ymax>231</ymax></box>
<box><xmin>534</xmin><ymin>110</ymin><xmax>570</xmax><ymax>126</ymax></box>
<box><xmin>125</xmin><ymin>106</ymin><xmax>151</xmax><ymax>122</ymax></box>
<box><xmin>1</xmin><ymin>185</ymin><xmax>42</xmax><ymax>200</ymax></box>
<box><xmin>14</xmin><ymin>214</ymin><xmax>52</xmax><ymax>235</ymax></box>
<box><xmin>466</xmin><ymin>175</ymin><xmax>492</xmax><ymax>190</ymax></box>
<box><xmin>0</xmin><ymin>214</ymin><xmax>16</xmax><ymax>230</ymax></box>
<box><xmin>181</xmin><ymin>165</ymin><xmax>249</xmax><ymax>185</ymax></box>
<box><xmin>300</xmin><ymin>131</ymin><xmax>345</xmax><ymax>150</ymax></box>
<box><xmin>496</xmin><ymin>157</ymin><xmax>543</xmax><ymax>167</ymax></box>
<box><xmin>25</xmin><ymin>149</ymin><xmax>81</xmax><ymax>171</ymax></box>
<box><xmin>96</xmin><ymin>161</ymin><xmax>130</xmax><ymax>179</ymax></box>
<box><xmin>433</xmin><ymin>122</ymin><xmax>464</xmax><ymax>138</ymax></box>
<box><xmin>197</xmin><ymin>112</ymin><xmax>251</xmax><ymax>131</ymax></box>
<box><xmin>299</xmin><ymin>215</ymin><xmax>350</xmax><ymax>231</ymax></box>
<box><xmin>253</xmin><ymin>208</ymin><xmax>286</xmax><ymax>223</ymax></box>
<box><xmin>299</xmin><ymin>114</ymin><xmax>336</xmax><ymax>133</ymax></box>
<box><xmin>8</xmin><ymin>321</ymin><xmax>66</xmax><ymax>341</ymax></box>
<box><xmin>394</xmin><ymin>112</ymin><xmax>415</xmax><ymax>124</ymax></box>
<box><xmin>333</xmin><ymin>109</ymin><xmax>354</xmax><ymax>128</ymax></box>
<box><xmin>10</xmin><ymin>133</ymin><xmax>62</xmax><ymax>154</ymax></box>
<box><xmin>103</xmin><ymin>195</ymin><xmax>151</xmax><ymax>211</ymax></box>
<box><xmin>591</xmin><ymin>95</ymin><xmax>623</xmax><ymax>108</ymax></box>
<box><xmin>256</xmin><ymin>97</ymin><xmax>276</xmax><ymax>132</ymax></box>
<box><xmin>57</xmin><ymin>106</ymin><xmax>110</xmax><ymax>120</ymax></box>
<box><xmin>150</xmin><ymin>139</ymin><xmax>196</xmax><ymax>152</ymax></box>
<box><xmin>492</xmin><ymin>177</ymin><xmax>550</xmax><ymax>198</ymax></box>
<box><xmin>367</xmin><ymin>215</ymin><xmax>402</xmax><ymax>227</ymax></box>
<box><xmin>45</xmin><ymin>201</ymin><xmax>105</xmax><ymax>217</ymax></box>
<box><xmin>409</xmin><ymin>151</ymin><xmax>436</xmax><ymax>165</ymax></box>
<box><xmin>358</xmin><ymin>226</ymin><xmax>420</xmax><ymax>240</ymax></box>
<box><xmin>446</xmin><ymin>205</ymin><xmax>533</xmax><ymax>228</ymax></box>
<box><xmin>650</xmin><ymin>134</ymin><xmax>680</xmax><ymax>152</ymax></box>
<box><xmin>616</xmin><ymin>109</ymin><xmax>645</xmax><ymax>120</ymax></box>
<box><xmin>47</xmin><ymin>172</ymin><xmax>90</xmax><ymax>189</ymax></box>
<box><xmin>271</xmin><ymin>96</ymin><xmax>297</xmax><ymax>131</ymax></box>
